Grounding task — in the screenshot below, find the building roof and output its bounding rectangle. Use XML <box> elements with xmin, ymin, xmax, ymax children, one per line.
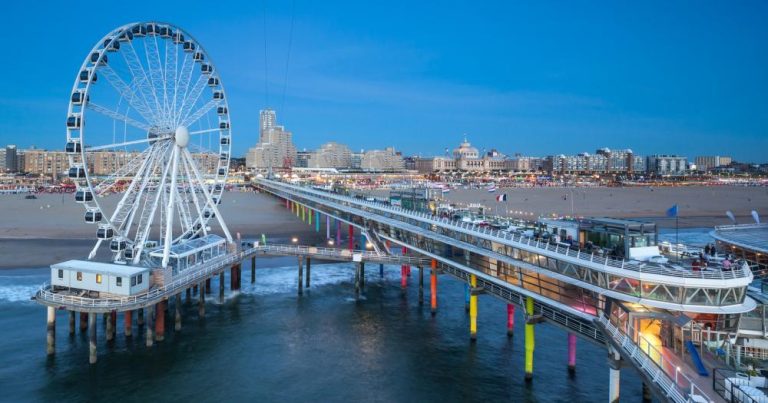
<box><xmin>52</xmin><ymin>260</ymin><xmax>149</xmax><ymax>276</ymax></box>
<box><xmin>711</xmin><ymin>224</ymin><xmax>768</xmax><ymax>254</ymax></box>
<box><xmin>148</xmin><ymin>234</ymin><xmax>226</xmax><ymax>258</ymax></box>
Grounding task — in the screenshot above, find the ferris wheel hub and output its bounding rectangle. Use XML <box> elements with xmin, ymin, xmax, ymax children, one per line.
<box><xmin>175</xmin><ymin>125</ymin><xmax>189</xmax><ymax>148</ymax></box>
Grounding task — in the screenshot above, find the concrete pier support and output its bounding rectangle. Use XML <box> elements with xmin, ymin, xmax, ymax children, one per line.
<box><xmin>524</xmin><ymin>296</ymin><xmax>535</xmax><ymax>382</ymax></box>
<box><xmin>205</xmin><ymin>278</ymin><xmax>212</xmax><ymax>294</ymax></box>
<box><xmin>68</xmin><ymin>311</ymin><xmax>75</xmax><ymax>336</ymax></box>
<box><xmin>125</xmin><ymin>310</ymin><xmax>132</xmax><ymax>337</ymax></box>
<box><xmin>507</xmin><ymin>304</ymin><xmax>515</xmax><ymax>337</ymax></box>
<box><xmin>379</xmin><ymin>263</ymin><xmax>384</xmax><ymax>278</ymax></box>
<box><xmin>80</xmin><ymin>312</ymin><xmax>88</xmax><ymax>333</ymax></box>
<box><xmin>305</xmin><ymin>257</ymin><xmax>311</xmax><ymax>288</ymax></box>
<box><xmin>155</xmin><ymin>301</ymin><xmax>165</xmax><ymax>341</ymax></box>
<box><xmin>46</xmin><ymin>307</ymin><xmax>55</xmax><ymax>355</ymax></box>
<box><xmin>418</xmin><ymin>266</ymin><xmax>424</xmax><ymax>305</ymax></box>
<box><xmin>360</xmin><ymin>262</ymin><xmax>365</xmax><ymax>288</ymax></box>
<box><xmin>355</xmin><ymin>261</ymin><xmax>362</xmax><ymax>299</ymax></box>
<box><xmin>175</xmin><ymin>294</ymin><xmax>182</xmax><ymax>331</ymax></box>
<box><xmin>642</xmin><ymin>382</ymin><xmax>652</xmax><ymax>403</ymax></box>
<box><xmin>88</xmin><ymin>313</ymin><xmax>97</xmax><ymax>364</ymax></box>
<box><xmin>199</xmin><ymin>282</ymin><xmax>206</xmax><ymax>318</ymax></box>
<box><xmin>464</xmin><ymin>283</ymin><xmax>470</xmax><ymax>313</ymax></box>
<box><xmin>567</xmin><ymin>333</ymin><xmax>577</xmax><ymax>374</ymax></box>
<box><xmin>297</xmin><ymin>257</ymin><xmax>304</xmax><ymax>296</ymax></box>
<box><xmin>608</xmin><ymin>346</ymin><xmax>621</xmax><ymax>403</ymax></box>
<box><xmin>469</xmin><ymin>275</ymin><xmax>478</xmax><ymax>342</ymax></box>
<box><xmin>348</xmin><ymin>224</ymin><xmax>354</xmax><ymax>251</ymax></box>
<box><xmin>186</xmin><ymin>288</ymin><xmax>191</xmax><ymax>304</ymax></box>
<box><xmin>251</xmin><ymin>256</ymin><xmax>256</xmax><ymax>283</ymax></box>
<box><xmin>219</xmin><ymin>272</ymin><xmax>225</xmax><ymax>301</ymax></box>
<box><xmin>137</xmin><ymin>307</ymin><xmax>144</xmax><ymax>326</ymax></box>
<box><xmin>108</xmin><ymin>311</ymin><xmax>116</xmax><ymax>341</ymax></box>
<box><xmin>400</xmin><ymin>265</ymin><xmax>407</xmax><ymax>290</ymax></box>
<box><xmin>105</xmin><ymin>312</ymin><xmax>114</xmax><ymax>342</ymax></box>
<box><xmin>430</xmin><ymin>260</ymin><xmax>438</xmax><ymax>316</ymax></box>
<box><xmin>145</xmin><ymin>306</ymin><xmax>154</xmax><ymax>347</ymax></box>
<box><xmin>231</xmin><ymin>264</ymin><xmax>241</xmax><ymax>291</ymax></box>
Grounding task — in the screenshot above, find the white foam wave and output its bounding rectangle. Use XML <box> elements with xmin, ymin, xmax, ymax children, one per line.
<box><xmin>0</xmin><ymin>284</ymin><xmax>39</xmax><ymax>303</ymax></box>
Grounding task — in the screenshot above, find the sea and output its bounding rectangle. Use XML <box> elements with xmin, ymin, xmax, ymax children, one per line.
<box><xmin>0</xmin><ymin>229</ymin><xmax>709</xmax><ymax>402</ymax></box>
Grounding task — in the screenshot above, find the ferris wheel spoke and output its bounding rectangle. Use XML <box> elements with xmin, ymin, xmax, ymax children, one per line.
<box><xmin>86</xmin><ymin>137</ymin><xmax>168</xmax><ymax>152</ymax></box>
<box><xmin>165</xmin><ymin>38</ymin><xmax>178</xmax><ymax>128</ymax></box>
<box><xmin>182</xmin><ymin>148</ymin><xmax>233</xmax><ymax>242</ymax></box>
<box><xmin>94</xmin><ymin>147</ymin><xmax>153</xmax><ymax>196</ymax></box>
<box><xmin>174</xmin><ymin>53</ymin><xmax>196</xmax><ymax>123</ymax></box>
<box><xmin>131</xmin><ymin>143</ymin><xmax>175</xmax><ymax>264</ymax></box>
<box><xmin>87</xmin><ymin>102</ymin><xmax>152</xmax><ymax>132</ymax></box>
<box><xmin>119</xmin><ymin>144</ymin><xmax>165</xmax><ymax>241</ymax></box>
<box><xmin>181</xmin><ymin>155</ymin><xmax>207</xmax><ymax>237</ymax></box>
<box><xmin>175</xmin><ymin>74</ymin><xmax>208</xmax><ymax>127</ymax></box>
<box><xmin>171</xmin><ymin>50</ymin><xmax>188</xmax><ymax>127</ymax></box>
<box><xmin>189</xmin><ymin>128</ymin><xmax>221</xmax><ymax>136</ymax></box>
<box><xmin>97</xmin><ymin>64</ymin><xmax>157</xmax><ymax>124</ymax></box>
<box><xmin>161</xmin><ymin>146</ymin><xmax>181</xmax><ymax>268</ymax></box>
<box><xmin>107</xmin><ymin>145</ymin><xmax>160</xmax><ymax>238</ymax></box>
<box><xmin>180</xmin><ymin>99</ymin><xmax>220</xmax><ymax>127</ymax></box>
<box><xmin>144</xmin><ymin>34</ymin><xmax>169</xmax><ymax>128</ymax></box>
<box><xmin>121</xmin><ymin>41</ymin><xmax>163</xmax><ymax>126</ymax></box>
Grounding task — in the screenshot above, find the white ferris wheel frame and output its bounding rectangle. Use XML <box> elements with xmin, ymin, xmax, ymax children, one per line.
<box><xmin>65</xmin><ymin>21</ymin><xmax>233</xmax><ymax>267</ymax></box>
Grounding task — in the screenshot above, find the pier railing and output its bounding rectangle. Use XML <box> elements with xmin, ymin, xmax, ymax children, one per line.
<box><xmin>261</xmin><ymin>179</ymin><xmax>752</xmax><ymax>281</ymax></box>
<box><xmin>251</xmin><ymin>244</ymin><xmax>429</xmax><ymax>265</ymax></box>
<box><xmin>36</xmin><ymin>250</ymin><xmax>249</xmax><ymax>312</ymax></box>
<box><xmin>598</xmin><ymin>315</ymin><xmax>711</xmax><ymax>403</ymax></box>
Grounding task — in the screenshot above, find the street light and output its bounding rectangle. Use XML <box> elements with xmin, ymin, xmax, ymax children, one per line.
<box><xmin>291</xmin><ymin>237</ymin><xmax>298</xmax><ymax>244</ymax></box>
<box><xmin>328</xmin><ymin>240</ymin><xmax>335</xmax><ymax>246</ymax></box>
<box><xmin>675</xmin><ymin>366</ymin><xmax>680</xmax><ymax>384</ymax></box>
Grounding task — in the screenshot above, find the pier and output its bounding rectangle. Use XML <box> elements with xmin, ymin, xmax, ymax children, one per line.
<box><xmin>35</xmin><ymin>178</ymin><xmax>757</xmax><ymax>402</ymax></box>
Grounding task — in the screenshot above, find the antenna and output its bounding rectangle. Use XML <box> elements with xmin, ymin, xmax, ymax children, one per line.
<box><xmin>726</xmin><ymin>210</ymin><xmax>736</xmax><ymax>225</ymax></box>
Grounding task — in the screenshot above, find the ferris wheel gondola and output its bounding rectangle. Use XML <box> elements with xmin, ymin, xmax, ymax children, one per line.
<box><xmin>65</xmin><ymin>22</ymin><xmax>233</xmax><ymax>267</ymax></box>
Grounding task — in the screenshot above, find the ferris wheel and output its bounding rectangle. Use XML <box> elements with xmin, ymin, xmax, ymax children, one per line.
<box><xmin>65</xmin><ymin>22</ymin><xmax>233</xmax><ymax>267</ymax></box>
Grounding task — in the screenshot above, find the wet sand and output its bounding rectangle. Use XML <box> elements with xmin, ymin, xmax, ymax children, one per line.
<box><xmin>0</xmin><ymin>191</ymin><xmax>322</xmax><ymax>268</ymax></box>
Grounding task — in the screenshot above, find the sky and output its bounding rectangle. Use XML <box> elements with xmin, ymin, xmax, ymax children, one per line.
<box><xmin>1</xmin><ymin>1</ymin><xmax>767</xmax><ymax>161</ymax></box>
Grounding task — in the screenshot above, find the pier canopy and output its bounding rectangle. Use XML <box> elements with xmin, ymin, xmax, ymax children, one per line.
<box><xmin>147</xmin><ymin>234</ymin><xmax>226</xmax><ymax>275</ymax></box>
<box><xmin>711</xmin><ymin>223</ymin><xmax>768</xmax><ymax>276</ymax></box>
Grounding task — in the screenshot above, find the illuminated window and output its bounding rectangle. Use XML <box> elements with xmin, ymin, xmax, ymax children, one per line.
<box><xmin>96</xmin><ymin>274</ymin><xmax>102</xmax><ymax>284</ymax></box>
<box><xmin>76</xmin><ymin>272</ymin><xmax>82</xmax><ymax>281</ymax></box>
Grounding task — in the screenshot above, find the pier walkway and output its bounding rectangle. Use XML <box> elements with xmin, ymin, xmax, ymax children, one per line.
<box><xmin>255</xmin><ymin>179</ymin><xmax>750</xmax><ymax>402</ymax></box>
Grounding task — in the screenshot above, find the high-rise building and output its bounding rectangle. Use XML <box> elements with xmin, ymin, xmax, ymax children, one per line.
<box><xmin>646</xmin><ymin>155</ymin><xmax>688</xmax><ymax>176</ymax></box>
<box><xmin>360</xmin><ymin>147</ymin><xmax>405</xmax><ymax>171</ymax></box>
<box><xmin>308</xmin><ymin>142</ymin><xmax>352</xmax><ymax>169</ymax></box>
<box><xmin>259</xmin><ymin>109</ymin><xmax>277</xmax><ymax>140</ymax></box>
<box><xmin>694</xmin><ymin>156</ymin><xmax>732</xmax><ymax>171</ymax></box>
<box><xmin>4</xmin><ymin>145</ymin><xmax>17</xmax><ymax>172</ymax></box>
<box><xmin>246</xmin><ymin>109</ymin><xmax>297</xmax><ymax>170</ymax></box>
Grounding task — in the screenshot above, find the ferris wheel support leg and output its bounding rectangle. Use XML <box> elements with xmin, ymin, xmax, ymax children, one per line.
<box><xmin>162</xmin><ymin>146</ymin><xmax>180</xmax><ymax>268</ymax></box>
<box><xmin>182</xmin><ymin>148</ymin><xmax>233</xmax><ymax>243</ymax></box>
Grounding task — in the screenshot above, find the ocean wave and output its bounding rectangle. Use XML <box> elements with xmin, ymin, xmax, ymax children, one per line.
<box><xmin>0</xmin><ymin>284</ymin><xmax>40</xmax><ymax>303</ymax></box>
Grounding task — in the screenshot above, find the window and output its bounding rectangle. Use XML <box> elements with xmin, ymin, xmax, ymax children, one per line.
<box><xmin>116</xmin><ymin>277</ymin><xmax>122</xmax><ymax>287</ymax></box>
<box><xmin>58</xmin><ymin>269</ymin><xmax>63</xmax><ymax>279</ymax></box>
<box><xmin>137</xmin><ymin>274</ymin><xmax>143</xmax><ymax>284</ymax></box>
<box><xmin>131</xmin><ymin>276</ymin><xmax>136</xmax><ymax>287</ymax></box>
<box><xmin>96</xmin><ymin>274</ymin><xmax>102</xmax><ymax>284</ymax></box>
<box><xmin>76</xmin><ymin>272</ymin><xmax>82</xmax><ymax>281</ymax></box>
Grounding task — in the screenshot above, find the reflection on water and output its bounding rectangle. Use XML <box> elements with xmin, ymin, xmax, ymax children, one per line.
<box><xmin>0</xmin><ymin>260</ymin><xmax>644</xmax><ymax>402</ymax></box>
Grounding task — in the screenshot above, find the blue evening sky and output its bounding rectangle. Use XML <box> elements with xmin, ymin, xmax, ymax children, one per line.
<box><xmin>1</xmin><ymin>1</ymin><xmax>766</xmax><ymax>161</ymax></box>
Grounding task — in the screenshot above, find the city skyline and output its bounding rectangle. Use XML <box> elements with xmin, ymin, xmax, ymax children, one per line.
<box><xmin>1</xmin><ymin>1</ymin><xmax>766</xmax><ymax>161</ymax></box>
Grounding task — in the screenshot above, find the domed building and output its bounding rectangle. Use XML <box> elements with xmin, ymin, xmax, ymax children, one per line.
<box><xmin>452</xmin><ymin>137</ymin><xmax>479</xmax><ymax>159</ymax></box>
<box><xmin>415</xmin><ymin>136</ymin><xmax>510</xmax><ymax>173</ymax></box>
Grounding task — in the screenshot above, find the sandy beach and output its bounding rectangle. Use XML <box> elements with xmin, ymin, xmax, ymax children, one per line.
<box><xmin>368</xmin><ymin>185</ymin><xmax>767</xmax><ymax>228</ymax></box>
<box><xmin>1</xmin><ymin>185</ymin><xmax>765</xmax><ymax>268</ymax></box>
<box><xmin>0</xmin><ymin>191</ymin><xmax>324</xmax><ymax>268</ymax></box>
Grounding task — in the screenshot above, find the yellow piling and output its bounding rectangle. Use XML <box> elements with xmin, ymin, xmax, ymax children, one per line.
<box><xmin>469</xmin><ymin>275</ymin><xmax>478</xmax><ymax>342</ymax></box>
<box><xmin>525</xmin><ymin>296</ymin><xmax>535</xmax><ymax>381</ymax></box>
